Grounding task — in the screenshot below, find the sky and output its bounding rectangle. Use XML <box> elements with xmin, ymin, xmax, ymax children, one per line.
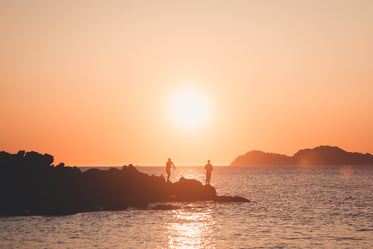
<box><xmin>1</xmin><ymin>0</ymin><xmax>372</xmax><ymax>166</ymax></box>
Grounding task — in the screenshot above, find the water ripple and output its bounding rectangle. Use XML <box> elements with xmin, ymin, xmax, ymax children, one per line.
<box><xmin>1</xmin><ymin>166</ymin><xmax>373</xmax><ymax>248</ymax></box>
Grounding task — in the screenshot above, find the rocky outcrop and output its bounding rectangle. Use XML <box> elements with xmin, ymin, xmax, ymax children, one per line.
<box><xmin>0</xmin><ymin>151</ymin><xmax>248</xmax><ymax>216</ymax></box>
<box><xmin>230</xmin><ymin>146</ymin><xmax>373</xmax><ymax>166</ymax></box>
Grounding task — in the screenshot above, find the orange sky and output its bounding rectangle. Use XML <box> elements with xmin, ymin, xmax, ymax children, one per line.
<box><xmin>1</xmin><ymin>0</ymin><xmax>372</xmax><ymax>166</ymax></box>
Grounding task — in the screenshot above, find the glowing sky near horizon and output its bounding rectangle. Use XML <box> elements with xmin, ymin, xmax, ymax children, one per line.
<box><xmin>1</xmin><ymin>0</ymin><xmax>372</xmax><ymax>166</ymax></box>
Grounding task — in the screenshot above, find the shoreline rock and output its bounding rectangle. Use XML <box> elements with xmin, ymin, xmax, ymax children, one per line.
<box><xmin>0</xmin><ymin>151</ymin><xmax>249</xmax><ymax>216</ymax></box>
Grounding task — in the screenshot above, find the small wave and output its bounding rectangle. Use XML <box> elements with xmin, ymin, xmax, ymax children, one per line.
<box><xmin>357</xmin><ymin>228</ymin><xmax>373</xmax><ymax>232</ymax></box>
<box><xmin>282</xmin><ymin>237</ymin><xmax>312</xmax><ymax>240</ymax></box>
<box><xmin>149</xmin><ymin>204</ymin><xmax>181</xmax><ymax>210</ymax></box>
<box><xmin>335</xmin><ymin>237</ymin><xmax>362</xmax><ymax>241</ymax></box>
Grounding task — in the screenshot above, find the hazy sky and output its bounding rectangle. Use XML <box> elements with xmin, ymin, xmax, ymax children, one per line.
<box><xmin>1</xmin><ymin>0</ymin><xmax>372</xmax><ymax>166</ymax></box>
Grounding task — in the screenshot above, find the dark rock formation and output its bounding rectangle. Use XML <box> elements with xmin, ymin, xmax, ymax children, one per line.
<box><xmin>172</xmin><ymin>177</ymin><xmax>217</xmax><ymax>201</ymax></box>
<box><xmin>0</xmin><ymin>151</ymin><xmax>249</xmax><ymax>216</ymax></box>
<box><xmin>230</xmin><ymin>146</ymin><xmax>373</xmax><ymax>166</ymax></box>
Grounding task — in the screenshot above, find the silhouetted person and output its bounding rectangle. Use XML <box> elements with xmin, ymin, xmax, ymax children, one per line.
<box><xmin>166</xmin><ymin>158</ymin><xmax>175</xmax><ymax>182</ymax></box>
<box><xmin>204</xmin><ymin>160</ymin><xmax>213</xmax><ymax>185</ymax></box>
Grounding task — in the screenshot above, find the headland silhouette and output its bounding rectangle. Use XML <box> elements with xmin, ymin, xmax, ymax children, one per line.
<box><xmin>0</xmin><ymin>151</ymin><xmax>248</xmax><ymax>216</ymax></box>
<box><xmin>230</xmin><ymin>145</ymin><xmax>373</xmax><ymax>166</ymax></box>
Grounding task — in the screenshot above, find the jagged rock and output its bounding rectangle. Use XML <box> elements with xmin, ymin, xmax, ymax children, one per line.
<box><xmin>16</xmin><ymin>150</ymin><xmax>25</xmax><ymax>159</ymax></box>
<box><xmin>24</xmin><ymin>151</ymin><xmax>54</xmax><ymax>168</ymax></box>
<box><xmin>56</xmin><ymin>163</ymin><xmax>65</xmax><ymax>168</ymax></box>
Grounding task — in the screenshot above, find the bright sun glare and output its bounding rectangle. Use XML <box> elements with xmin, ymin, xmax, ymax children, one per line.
<box><xmin>169</xmin><ymin>89</ymin><xmax>209</xmax><ymax>130</ymax></box>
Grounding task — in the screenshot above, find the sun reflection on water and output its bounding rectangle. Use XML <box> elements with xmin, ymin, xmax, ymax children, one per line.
<box><xmin>167</xmin><ymin>206</ymin><xmax>215</xmax><ymax>249</ymax></box>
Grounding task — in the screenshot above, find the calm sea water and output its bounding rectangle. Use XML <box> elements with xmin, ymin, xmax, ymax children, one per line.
<box><xmin>1</xmin><ymin>166</ymin><xmax>372</xmax><ymax>248</ymax></box>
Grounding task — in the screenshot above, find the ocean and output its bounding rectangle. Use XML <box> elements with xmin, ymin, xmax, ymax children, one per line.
<box><xmin>1</xmin><ymin>166</ymin><xmax>372</xmax><ymax>248</ymax></box>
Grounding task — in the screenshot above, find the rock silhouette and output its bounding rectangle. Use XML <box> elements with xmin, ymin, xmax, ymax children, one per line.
<box><xmin>231</xmin><ymin>146</ymin><xmax>373</xmax><ymax>166</ymax></box>
<box><xmin>0</xmin><ymin>151</ymin><xmax>248</xmax><ymax>216</ymax></box>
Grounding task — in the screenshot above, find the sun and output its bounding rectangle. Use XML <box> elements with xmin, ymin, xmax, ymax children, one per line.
<box><xmin>169</xmin><ymin>88</ymin><xmax>210</xmax><ymax>130</ymax></box>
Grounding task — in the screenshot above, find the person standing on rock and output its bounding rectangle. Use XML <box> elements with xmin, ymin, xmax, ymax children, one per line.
<box><xmin>166</xmin><ymin>158</ymin><xmax>176</xmax><ymax>182</ymax></box>
<box><xmin>204</xmin><ymin>160</ymin><xmax>213</xmax><ymax>185</ymax></box>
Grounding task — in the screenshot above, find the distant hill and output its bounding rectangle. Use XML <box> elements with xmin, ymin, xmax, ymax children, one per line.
<box><xmin>230</xmin><ymin>146</ymin><xmax>373</xmax><ymax>166</ymax></box>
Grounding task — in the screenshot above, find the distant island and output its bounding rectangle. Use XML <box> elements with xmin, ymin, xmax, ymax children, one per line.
<box><xmin>230</xmin><ymin>146</ymin><xmax>373</xmax><ymax>166</ymax></box>
<box><xmin>0</xmin><ymin>151</ymin><xmax>247</xmax><ymax>216</ymax></box>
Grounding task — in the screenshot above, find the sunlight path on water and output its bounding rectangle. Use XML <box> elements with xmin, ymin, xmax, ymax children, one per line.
<box><xmin>166</xmin><ymin>206</ymin><xmax>215</xmax><ymax>248</ymax></box>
